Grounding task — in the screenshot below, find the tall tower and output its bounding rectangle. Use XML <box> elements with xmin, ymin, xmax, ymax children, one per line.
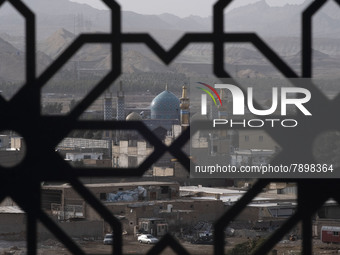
<box><xmin>180</xmin><ymin>85</ymin><xmax>190</xmax><ymax>131</ymax></box>
<box><xmin>103</xmin><ymin>90</ymin><xmax>113</xmax><ymax>141</ymax></box>
<box><xmin>116</xmin><ymin>81</ymin><xmax>125</xmax><ymax>120</ymax></box>
<box><xmin>104</xmin><ymin>92</ymin><xmax>113</xmax><ymax>121</ymax></box>
<box><xmin>103</xmin><ymin>90</ymin><xmax>113</xmax><ymax>163</ymax></box>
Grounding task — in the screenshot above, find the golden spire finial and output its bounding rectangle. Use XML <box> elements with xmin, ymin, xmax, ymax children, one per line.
<box><xmin>181</xmin><ymin>85</ymin><xmax>187</xmax><ymax>99</ymax></box>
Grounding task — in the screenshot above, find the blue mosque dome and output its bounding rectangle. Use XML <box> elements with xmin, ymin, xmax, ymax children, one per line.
<box><xmin>151</xmin><ymin>86</ymin><xmax>180</xmax><ymax>120</ymax></box>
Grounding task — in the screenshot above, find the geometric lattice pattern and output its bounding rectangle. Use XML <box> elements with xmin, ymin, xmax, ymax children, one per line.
<box><xmin>0</xmin><ymin>0</ymin><xmax>340</xmax><ymax>254</ymax></box>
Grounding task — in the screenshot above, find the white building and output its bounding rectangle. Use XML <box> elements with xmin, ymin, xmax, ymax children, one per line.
<box><xmin>65</xmin><ymin>152</ymin><xmax>103</xmax><ymax>161</ymax></box>
<box><xmin>231</xmin><ymin>149</ymin><xmax>275</xmax><ymax>167</ymax></box>
<box><xmin>112</xmin><ymin>140</ymin><xmax>153</xmax><ymax>168</ymax></box>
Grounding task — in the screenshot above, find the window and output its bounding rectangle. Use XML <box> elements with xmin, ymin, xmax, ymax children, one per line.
<box><xmin>128</xmin><ymin>139</ymin><xmax>137</xmax><ymax>147</ymax></box>
<box><xmin>84</xmin><ymin>155</ymin><xmax>91</xmax><ymax>159</ymax></box>
<box><xmin>99</xmin><ymin>193</ymin><xmax>107</xmax><ymax>200</ymax></box>
<box><xmin>141</xmin><ymin>222</ymin><xmax>148</xmax><ymax>231</ymax></box>
<box><xmin>245</xmin><ymin>136</ymin><xmax>249</xmax><ymax>142</ymax></box>
<box><xmin>160</xmin><ymin>186</ymin><xmax>169</xmax><ymax>194</ymax></box>
<box><xmin>128</xmin><ymin>156</ymin><xmax>138</xmax><ymax>167</ymax></box>
<box><xmin>334</xmin><ymin>232</ymin><xmax>339</xmax><ymax>236</ymax></box>
<box><xmin>259</xmin><ymin>136</ymin><xmax>263</xmax><ymax>142</ymax></box>
<box><xmin>213</xmin><ymin>145</ymin><xmax>218</xmax><ymax>153</ymax></box>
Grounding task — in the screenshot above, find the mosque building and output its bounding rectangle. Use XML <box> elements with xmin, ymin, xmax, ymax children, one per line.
<box><xmin>110</xmin><ymin>83</ymin><xmax>189</xmax><ymax>172</ymax></box>
<box><xmin>113</xmin><ymin>83</ymin><xmax>190</xmax><ymax>138</ymax></box>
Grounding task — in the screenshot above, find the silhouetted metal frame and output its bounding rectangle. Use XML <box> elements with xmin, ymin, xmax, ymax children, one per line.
<box><xmin>0</xmin><ymin>0</ymin><xmax>339</xmax><ymax>254</ymax></box>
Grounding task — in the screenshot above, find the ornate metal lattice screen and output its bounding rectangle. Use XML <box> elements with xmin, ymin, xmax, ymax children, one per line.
<box><xmin>0</xmin><ymin>0</ymin><xmax>340</xmax><ymax>254</ymax></box>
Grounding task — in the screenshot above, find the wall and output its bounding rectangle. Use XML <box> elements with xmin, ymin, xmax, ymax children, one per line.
<box><xmin>226</xmin><ymin>205</ymin><xmax>296</xmax><ymax>222</ymax></box>
<box><xmin>0</xmin><ymin>213</ymin><xmax>26</xmax><ymax>236</ymax></box>
<box><xmin>0</xmin><ymin>213</ymin><xmax>103</xmax><ymax>240</ymax></box>
<box><xmin>39</xmin><ymin>220</ymin><xmax>104</xmax><ymax>240</ymax></box>
<box><xmin>225</xmin><ymin>205</ymin><xmax>261</xmax><ymax>222</ymax></box>
<box><xmin>268</xmin><ymin>183</ymin><xmax>287</xmax><ymax>190</ymax></box>
<box><xmin>318</xmin><ymin>205</ymin><xmax>340</xmax><ymax>219</ymax></box>
<box><xmin>0</xmin><ymin>135</ymin><xmax>10</xmax><ymax>149</ymax></box>
<box><xmin>11</xmin><ymin>137</ymin><xmax>22</xmax><ymax>150</ymax></box>
<box><xmin>112</xmin><ymin>141</ymin><xmax>153</xmax><ymax>168</ymax></box>
<box><xmin>99</xmin><ymin>199</ymin><xmax>225</xmax><ymax>235</ymax></box>
<box><xmin>0</xmin><ymin>150</ymin><xmax>25</xmax><ymax>167</ymax></box>
<box><xmin>173</xmin><ymin>162</ymin><xmax>190</xmax><ymax>179</ymax></box>
<box><xmin>191</xmin><ymin>134</ymin><xmax>209</xmax><ymax>149</ymax></box>
<box><xmin>86</xmin><ymin>203</ymin><xmax>128</xmax><ymax>221</ymax></box>
<box><xmin>153</xmin><ymin>167</ymin><xmax>174</xmax><ymax>177</ymax></box>
<box><xmin>238</xmin><ymin>130</ymin><xmax>278</xmax><ymax>150</ymax></box>
<box><xmin>83</xmin><ymin>159</ymin><xmax>112</xmax><ymax>167</ymax></box>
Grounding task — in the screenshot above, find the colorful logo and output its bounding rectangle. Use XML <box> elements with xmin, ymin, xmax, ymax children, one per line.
<box><xmin>196</xmin><ymin>82</ymin><xmax>223</xmax><ymax>115</ymax></box>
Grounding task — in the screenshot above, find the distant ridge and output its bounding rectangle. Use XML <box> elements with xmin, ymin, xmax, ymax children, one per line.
<box><xmin>0</xmin><ymin>37</ymin><xmax>51</xmax><ymax>83</ymax></box>
<box><xmin>40</xmin><ymin>28</ymin><xmax>75</xmax><ymax>58</ymax></box>
<box><xmin>1</xmin><ymin>0</ymin><xmax>340</xmax><ymax>40</ymax></box>
<box><xmin>2</xmin><ymin>0</ymin><xmax>340</xmax><ymax>82</ymax></box>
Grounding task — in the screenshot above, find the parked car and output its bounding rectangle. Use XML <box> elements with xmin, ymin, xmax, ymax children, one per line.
<box><xmin>103</xmin><ymin>233</ymin><xmax>113</xmax><ymax>245</ymax></box>
<box><xmin>137</xmin><ymin>234</ymin><xmax>159</xmax><ymax>244</ymax></box>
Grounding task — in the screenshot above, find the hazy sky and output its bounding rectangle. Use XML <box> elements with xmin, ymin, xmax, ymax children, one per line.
<box><xmin>71</xmin><ymin>0</ymin><xmax>306</xmax><ymax>17</ymax></box>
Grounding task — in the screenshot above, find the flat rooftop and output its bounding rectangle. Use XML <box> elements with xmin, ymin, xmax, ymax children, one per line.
<box><xmin>0</xmin><ymin>206</ymin><xmax>24</xmax><ymax>214</ymax></box>
<box><xmin>181</xmin><ymin>186</ymin><xmax>296</xmax><ymax>199</ymax></box>
<box><xmin>181</xmin><ymin>185</ymin><xmax>297</xmax><ymax>207</ymax></box>
<box><xmin>43</xmin><ymin>181</ymin><xmax>179</xmax><ymax>189</ymax></box>
<box><xmin>180</xmin><ymin>186</ymin><xmax>246</xmax><ymax>195</ymax></box>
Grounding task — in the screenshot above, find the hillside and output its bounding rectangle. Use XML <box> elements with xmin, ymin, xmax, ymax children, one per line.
<box><xmin>39</xmin><ymin>28</ymin><xmax>75</xmax><ymax>58</ymax></box>
<box><xmin>36</xmin><ymin>25</ymin><xmax>340</xmax><ymax>79</ymax></box>
<box><xmin>39</xmin><ymin>28</ymin><xmax>176</xmax><ymax>73</ymax></box>
<box><xmin>2</xmin><ymin>0</ymin><xmax>340</xmax><ymax>83</ymax></box>
<box><xmin>0</xmin><ymin>36</ymin><xmax>52</xmax><ymax>99</ymax></box>
<box><xmin>0</xmin><ymin>37</ymin><xmax>25</xmax><ymax>83</ymax></box>
<box><xmin>1</xmin><ymin>0</ymin><xmax>340</xmax><ymax>40</ymax></box>
<box><xmin>0</xmin><ymin>0</ymin><xmax>110</xmax><ymax>39</ymax></box>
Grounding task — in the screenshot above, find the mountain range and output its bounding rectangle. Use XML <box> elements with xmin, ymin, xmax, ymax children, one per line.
<box><xmin>1</xmin><ymin>0</ymin><xmax>340</xmax><ymax>83</ymax></box>
<box><xmin>1</xmin><ymin>0</ymin><xmax>340</xmax><ymax>40</ymax></box>
<box><xmin>0</xmin><ymin>37</ymin><xmax>50</xmax><ymax>83</ymax></box>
